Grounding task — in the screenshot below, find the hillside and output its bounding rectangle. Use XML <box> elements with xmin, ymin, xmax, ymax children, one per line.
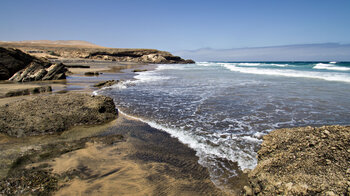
<box><xmin>0</xmin><ymin>41</ymin><xmax>194</xmax><ymax>64</ymax></box>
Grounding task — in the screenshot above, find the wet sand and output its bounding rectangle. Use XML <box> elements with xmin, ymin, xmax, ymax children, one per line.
<box><xmin>53</xmin><ymin>115</ymin><xmax>225</xmax><ymax>195</ymax></box>
<box><xmin>0</xmin><ymin>60</ymin><xmax>227</xmax><ymax>195</ymax></box>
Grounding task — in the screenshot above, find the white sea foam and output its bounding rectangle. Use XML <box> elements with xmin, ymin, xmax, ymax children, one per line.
<box><xmin>92</xmin><ymin>81</ymin><xmax>127</xmax><ymax>95</ymax></box>
<box><xmin>117</xmin><ymin>109</ymin><xmax>259</xmax><ymax>187</ymax></box>
<box><xmin>218</xmin><ymin>63</ymin><xmax>350</xmax><ymax>83</ymax></box>
<box><xmin>253</xmin><ymin>132</ymin><xmax>265</xmax><ymax>139</ymax></box>
<box><xmin>94</xmin><ymin>69</ymin><xmax>173</xmax><ymax>93</ymax></box>
<box><xmin>230</xmin><ymin>63</ymin><xmax>290</xmax><ymax>67</ymax></box>
<box><xmin>197</xmin><ymin>62</ymin><xmax>291</xmax><ymax>68</ymax></box>
<box><xmin>197</xmin><ymin>62</ymin><xmax>217</xmax><ymax>66</ymax></box>
<box><xmin>241</xmin><ymin>135</ymin><xmax>262</xmax><ymax>143</ymax></box>
<box><xmin>96</xmin><ymin>61</ymin><xmax>350</xmax><ymax>192</ymax></box>
<box><xmin>92</xmin><ymin>90</ymin><xmax>99</xmax><ymax>96</ymax></box>
<box><xmin>133</xmin><ymin>70</ymin><xmax>173</xmax><ymax>82</ymax></box>
<box><xmin>156</xmin><ymin>64</ymin><xmax>187</xmax><ymax>70</ymax></box>
<box><xmin>236</xmin><ymin>63</ymin><xmax>261</xmax><ymax>66</ymax></box>
<box><xmin>313</xmin><ymin>63</ymin><xmax>350</xmax><ymax>71</ymax></box>
<box><xmin>268</xmin><ymin>63</ymin><xmax>290</xmax><ymax>67</ymax></box>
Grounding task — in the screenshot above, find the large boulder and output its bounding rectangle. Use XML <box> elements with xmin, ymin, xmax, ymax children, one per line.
<box><xmin>246</xmin><ymin>125</ymin><xmax>350</xmax><ymax>195</ymax></box>
<box><xmin>0</xmin><ymin>93</ymin><xmax>118</xmax><ymax>137</ymax></box>
<box><xmin>0</xmin><ymin>47</ymin><xmax>35</xmax><ymax>80</ymax></box>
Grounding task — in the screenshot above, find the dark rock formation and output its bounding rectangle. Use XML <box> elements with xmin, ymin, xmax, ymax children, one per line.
<box><xmin>0</xmin><ymin>47</ymin><xmax>68</xmax><ymax>82</ymax></box>
<box><xmin>133</xmin><ymin>69</ymin><xmax>147</xmax><ymax>72</ymax></box>
<box><xmin>9</xmin><ymin>62</ymin><xmax>67</xmax><ymax>82</ymax></box>
<box><xmin>65</xmin><ymin>65</ymin><xmax>90</xmax><ymax>68</ymax></box>
<box><xmin>184</xmin><ymin>59</ymin><xmax>196</xmax><ymax>64</ymax></box>
<box><xmin>0</xmin><ymin>47</ymin><xmax>35</xmax><ymax>80</ymax></box>
<box><xmin>84</xmin><ymin>71</ymin><xmax>100</xmax><ymax>76</ymax></box>
<box><xmin>3</xmin><ymin>86</ymin><xmax>52</xmax><ymax>98</ymax></box>
<box><xmin>245</xmin><ymin>125</ymin><xmax>350</xmax><ymax>195</ymax></box>
<box><xmin>93</xmin><ymin>80</ymin><xmax>119</xmax><ymax>88</ymax></box>
<box><xmin>0</xmin><ymin>93</ymin><xmax>118</xmax><ymax>137</ymax></box>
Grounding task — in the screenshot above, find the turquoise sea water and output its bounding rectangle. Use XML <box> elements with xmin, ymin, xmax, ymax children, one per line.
<box><xmin>96</xmin><ymin>61</ymin><xmax>350</xmax><ymax>190</ymax></box>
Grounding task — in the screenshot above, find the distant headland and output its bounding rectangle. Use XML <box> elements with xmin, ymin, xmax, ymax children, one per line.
<box><xmin>0</xmin><ymin>40</ymin><xmax>195</xmax><ymax>64</ymax></box>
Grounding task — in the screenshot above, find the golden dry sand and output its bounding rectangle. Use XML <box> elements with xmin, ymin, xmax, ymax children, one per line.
<box><xmin>52</xmin><ymin>141</ymin><xmax>154</xmax><ymax>196</ymax></box>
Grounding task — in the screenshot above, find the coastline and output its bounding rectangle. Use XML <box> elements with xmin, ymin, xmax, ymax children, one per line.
<box><xmin>0</xmin><ymin>60</ymin><xmax>228</xmax><ymax>195</ymax></box>
<box><xmin>2</xmin><ymin>56</ymin><xmax>348</xmax><ymax>195</ymax></box>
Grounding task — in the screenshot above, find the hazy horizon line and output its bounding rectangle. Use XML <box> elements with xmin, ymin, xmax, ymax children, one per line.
<box><xmin>173</xmin><ymin>43</ymin><xmax>350</xmax><ymax>62</ymax></box>
<box><xmin>174</xmin><ymin>42</ymin><xmax>350</xmax><ymax>51</ymax></box>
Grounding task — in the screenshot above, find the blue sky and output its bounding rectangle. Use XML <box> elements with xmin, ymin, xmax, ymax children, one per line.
<box><xmin>1</xmin><ymin>0</ymin><xmax>350</xmax><ymax>52</ymax></box>
<box><xmin>174</xmin><ymin>43</ymin><xmax>350</xmax><ymax>61</ymax></box>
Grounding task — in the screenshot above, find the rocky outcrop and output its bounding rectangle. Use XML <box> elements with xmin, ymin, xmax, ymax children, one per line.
<box><xmin>93</xmin><ymin>80</ymin><xmax>119</xmax><ymax>88</ymax></box>
<box><xmin>245</xmin><ymin>125</ymin><xmax>350</xmax><ymax>195</ymax></box>
<box><xmin>140</xmin><ymin>53</ymin><xmax>167</xmax><ymax>63</ymax></box>
<box><xmin>9</xmin><ymin>62</ymin><xmax>67</xmax><ymax>82</ymax></box>
<box><xmin>86</xmin><ymin>51</ymin><xmax>195</xmax><ymax>64</ymax></box>
<box><xmin>0</xmin><ymin>47</ymin><xmax>35</xmax><ymax>80</ymax></box>
<box><xmin>0</xmin><ymin>47</ymin><xmax>68</xmax><ymax>82</ymax></box>
<box><xmin>0</xmin><ymin>93</ymin><xmax>118</xmax><ymax>137</ymax></box>
<box><xmin>133</xmin><ymin>69</ymin><xmax>147</xmax><ymax>72</ymax></box>
<box><xmin>3</xmin><ymin>86</ymin><xmax>52</xmax><ymax>98</ymax></box>
<box><xmin>84</xmin><ymin>71</ymin><xmax>100</xmax><ymax>76</ymax></box>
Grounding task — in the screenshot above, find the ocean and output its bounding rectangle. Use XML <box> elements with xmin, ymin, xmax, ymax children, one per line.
<box><xmin>95</xmin><ymin>61</ymin><xmax>350</xmax><ymax>190</ymax></box>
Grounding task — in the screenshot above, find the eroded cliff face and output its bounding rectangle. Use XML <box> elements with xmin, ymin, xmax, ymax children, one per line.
<box><xmin>0</xmin><ymin>42</ymin><xmax>195</xmax><ymax>64</ymax></box>
<box><xmin>245</xmin><ymin>125</ymin><xmax>350</xmax><ymax>196</ymax></box>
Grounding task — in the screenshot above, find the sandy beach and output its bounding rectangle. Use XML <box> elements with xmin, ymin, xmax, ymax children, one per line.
<box><xmin>1</xmin><ymin>43</ymin><xmax>348</xmax><ymax>196</ymax></box>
